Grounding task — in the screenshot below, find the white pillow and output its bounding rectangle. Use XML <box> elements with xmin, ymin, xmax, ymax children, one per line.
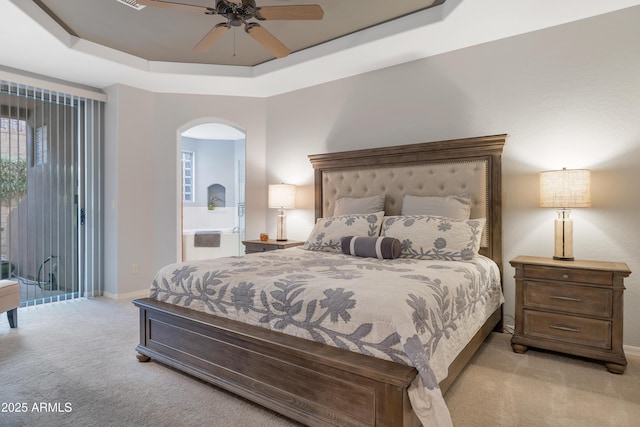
<box><xmin>380</xmin><ymin>215</ymin><xmax>485</xmax><ymax>261</ymax></box>
<box><xmin>302</xmin><ymin>211</ymin><xmax>385</xmax><ymax>252</ymax></box>
<box><xmin>401</xmin><ymin>193</ymin><xmax>471</xmax><ymax>221</ymax></box>
<box><xmin>333</xmin><ymin>194</ymin><xmax>385</xmax><ymax>216</ymax></box>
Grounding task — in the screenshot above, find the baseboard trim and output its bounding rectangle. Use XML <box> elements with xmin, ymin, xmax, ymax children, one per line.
<box><xmin>103</xmin><ymin>289</ymin><xmax>148</xmax><ymax>300</ymax></box>
<box><xmin>624</xmin><ymin>344</ymin><xmax>640</xmax><ymax>357</ymax></box>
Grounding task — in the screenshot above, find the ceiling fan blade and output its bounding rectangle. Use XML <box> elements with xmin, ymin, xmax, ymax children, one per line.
<box><xmin>194</xmin><ymin>23</ymin><xmax>229</xmax><ymax>52</ymax></box>
<box><xmin>137</xmin><ymin>0</ymin><xmax>213</xmax><ymax>14</ymax></box>
<box><xmin>245</xmin><ymin>23</ymin><xmax>291</xmax><ymax>58</ymax></box>
<box><xmin>256</xmin><ymin>5</ymin><xmax>324</xmax><ymax>20</ymax></box>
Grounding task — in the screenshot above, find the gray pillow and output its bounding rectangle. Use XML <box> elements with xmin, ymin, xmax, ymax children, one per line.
<box><xmin>334</xmin><ymin>194</ymin><xmax>385</xmax><ymax>216</ymax></box>
<box><xmin>401</xmin><ymin>193</ymin><xmax>471</xmax><ymax>221</ymax></box>
<box><xmin>340</xmin><ymin>236</ymin><xmax>401</xmax><ymax>259</ymax></box>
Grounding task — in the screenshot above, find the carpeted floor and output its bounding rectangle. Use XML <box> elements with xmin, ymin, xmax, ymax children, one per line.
<box><xmin>445</xmin><ymin>331</ymin><xmax>640</xmax><ymax>426</ymax></box>
<box><xmin>1</xmin><ymin>298</ymin><xmax>638</xmax><ymax>427</ymax></box>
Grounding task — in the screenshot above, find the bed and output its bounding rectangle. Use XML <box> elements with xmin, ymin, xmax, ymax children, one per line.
<box><xmin>134</xmin><ymin>134</ymin><xmax>507</xmax><ymax>426</ymax></box>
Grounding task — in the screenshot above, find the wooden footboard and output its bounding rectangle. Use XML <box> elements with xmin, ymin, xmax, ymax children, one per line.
<box><xmin>134</xmin><ymin>297</ymin><xmax>501</xmax><ymax>427</ymax></box>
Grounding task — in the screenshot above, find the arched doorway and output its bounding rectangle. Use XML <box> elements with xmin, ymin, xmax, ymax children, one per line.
<box><xmin>178</xmin><ymin>122</ymin><xmax>246</xmax><ymax>261</ymax></box>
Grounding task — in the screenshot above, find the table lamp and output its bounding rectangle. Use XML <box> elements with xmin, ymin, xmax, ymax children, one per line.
<box><xmin>268</xmin><ymin>184</ymin><xmax>296</xmax><ymax>241</ymax></box>
<box><xmin>539</xmin><ymin>168</ymin><xmax>591</xmax><ymax>260</ymax></box>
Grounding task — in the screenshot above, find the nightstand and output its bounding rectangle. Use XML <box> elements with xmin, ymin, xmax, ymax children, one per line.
<box><xmin>242</xmin><ymin>239</ymin><xmax>304</xmax><ymax>254</ymax></box>
<box><xmin>510</xmin><ymin>256</ymin><xmax>631</xmax><ymax>374</ymax></box>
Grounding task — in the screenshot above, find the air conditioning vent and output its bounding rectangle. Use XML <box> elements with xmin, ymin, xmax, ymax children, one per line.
<box><xmin>116</xmin><ymin>0</ymin><xmax>146</xmax><ymax>10</ymax></box>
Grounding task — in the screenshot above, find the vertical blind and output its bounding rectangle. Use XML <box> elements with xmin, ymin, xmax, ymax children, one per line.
<box><xmin>0</xmin><ymin>79</ymin><xmax>103</xmax><ymax>305</ymax></box>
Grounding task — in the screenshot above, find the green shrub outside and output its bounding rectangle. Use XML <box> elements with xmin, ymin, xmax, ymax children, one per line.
<box><xmin>0</xmin><ymin>157</ymin><xmax>27</xmax><ymax>202</ymax></box>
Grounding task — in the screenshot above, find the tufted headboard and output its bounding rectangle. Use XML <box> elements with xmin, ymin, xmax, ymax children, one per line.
<box><xmin>308</xmin><ymin>134</ymin><xmax>507</xmax><ymax>270</ymax></box>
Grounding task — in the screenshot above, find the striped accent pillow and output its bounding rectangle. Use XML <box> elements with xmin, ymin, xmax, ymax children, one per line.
<box><xmin>340</xmin><ymin>236</ymin><xmax>401</xmax><ymax>259</ymax></box>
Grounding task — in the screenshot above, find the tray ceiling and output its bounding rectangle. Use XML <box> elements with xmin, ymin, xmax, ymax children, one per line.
<box><xmin>33</xmin><ymin>0</ymin><xmax>445</xmax><ymax>66</ymax></box>
<box><xmin>3</xmin><ymin>1</ymin><xmax>639</xmax><ymax>97</ymax></box>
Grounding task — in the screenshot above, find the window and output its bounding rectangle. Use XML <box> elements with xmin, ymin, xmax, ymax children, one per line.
<box><xmin>181</xmin><ymin>150</ymin><xmax>194</xmax><ymax>203</ymax></box>
<box><xmin>35</xmin><ymin>125</ymin><xmax>48</xmax><ymax>166</ymax></box>
<box><xmin>1</xmin><ymin>78</ymin><xmax>104</xmax><ymax>304</ymax></box>
<box><xmin>1</xmin><ymin>116</ymin><xmax>27</xmax><ymax>134</ymax></box>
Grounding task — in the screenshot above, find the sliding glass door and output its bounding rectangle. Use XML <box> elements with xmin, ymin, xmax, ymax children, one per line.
<box><xmin>0</xmin><ymin>80</ymin><xmax>103</xmax><ymax>305</ymax></box>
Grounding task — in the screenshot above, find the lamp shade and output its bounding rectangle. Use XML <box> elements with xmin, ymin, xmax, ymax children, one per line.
<box><xmin>268</xmin><ymin>184</ymin><xmax>296</xmax><ymax>209</ymax></box>
<box><xmin>539</xmin><ymin>169</ymin><xmax>591</xmax><ymax>208</ymax></box>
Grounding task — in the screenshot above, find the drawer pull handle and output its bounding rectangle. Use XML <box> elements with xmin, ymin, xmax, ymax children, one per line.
<box><xmin>549</xmin><ymin>324</ymin><xmax>581</xmax><ymax>333</ymax></box>
<box><xmin>562</xmin><ymin>274</ymin><xmax>569</xmax><ymax>279</ymax></box>
<box><xmin>549</xmin><ymin>295</ymin><xmax>582</xmax><ymax>302</ymax></box>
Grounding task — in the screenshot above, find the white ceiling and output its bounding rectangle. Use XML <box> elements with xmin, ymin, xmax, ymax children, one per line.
<box><xmin>1</xmin><ymin>0</ymin><xmax>640</xmax><ymax>98</ymax></box>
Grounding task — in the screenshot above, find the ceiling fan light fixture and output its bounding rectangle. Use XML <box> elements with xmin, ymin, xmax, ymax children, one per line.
<box><xmin>228</xmin><ymin>16</ymin><xmax>243</xmax><ymax>26</ymax></box>
<box><xmin>141</xmin><ymin>0</ymin><xmax>322</xmax><ymax>59</ymax></box>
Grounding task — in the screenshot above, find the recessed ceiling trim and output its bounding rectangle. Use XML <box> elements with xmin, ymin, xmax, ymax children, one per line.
<box><xmin>32</xmin><ymin>0</ymin><xmax>78</xmax><ymax>36</ymax></box>
<box><xmin>5</xmin><ymin>0</ymin><xmax>640</xmax><ymax>98</ymax></box>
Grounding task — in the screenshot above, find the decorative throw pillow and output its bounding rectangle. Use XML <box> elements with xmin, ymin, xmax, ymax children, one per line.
<box><xmin>380</xmin><ymin>215</ymin><xmax>485</xmax><ymax>261</ymax></box>
<box><xmin>340</xmin><ymin>236</ymin><xmax>401</xmax><ymax>259</ymax></box>
<box><xmin>302</xmin><ymin>211</ymin><xmax>385</xmax><ymax>253</ymax></box>
<box><xmin>401</xmin><ymin>193</ymin><xmax>471</xmax><ymax>221</ymax></box>
<box><xmin>333</xmin><ymin>194</ymin><xmax>385</xmax><ymax>216</ymax></box>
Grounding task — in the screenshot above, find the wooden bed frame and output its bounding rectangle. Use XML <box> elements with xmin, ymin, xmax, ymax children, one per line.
<box><xmin>134</xmin><ymin>134</ymin><xmax>507</xmax><ymax>426</ymax></box>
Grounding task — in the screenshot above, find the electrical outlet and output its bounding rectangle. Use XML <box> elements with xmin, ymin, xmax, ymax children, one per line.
<box><xmin>132</xmin><ymin>263</ymin><xmax>139</xmax><ymax>274</ymax></box>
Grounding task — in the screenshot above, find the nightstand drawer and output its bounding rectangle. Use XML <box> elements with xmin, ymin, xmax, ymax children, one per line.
<box><xmin>523</xmin><ymin>265</ymin><xmax>612</xmax><ymax>286</ymax></box>
<box><xmin>524</xmin><ymin>310</ymin><xmax>611</xmax><ymax>349</ymax></box>
<box><xmin>243</xmin><ymin>243</ymin><xmax>279</xmax><ymax>253</ymax></box>
<box><xmin>524</xmin><ymin>281</ymin><xmax>612</xmax><ymax>317</ymax></box>
<box><xmin>242</xmin><ymin>240</ymin><xmax>304</xmax><ymax>254</ymax></box>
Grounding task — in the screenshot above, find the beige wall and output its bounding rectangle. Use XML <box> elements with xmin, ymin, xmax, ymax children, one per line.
<box><xmin>103</xmin><ymin>86</ymin><xmax>267</xmax><ymax>297</ymax></box>
<box><xmin>264</xmin><ymin>7</ymin><xmax>640</xmax><ymax>347</ymax></box>
<box><xmin>104</xmin><ymin>84</ymin><xmax>155</xmax><ymax>297</ymax></box>
<box><xmin>99</xmin><ymin>7</ymin><xmax>640</xmax><ymax>346</ymax></box>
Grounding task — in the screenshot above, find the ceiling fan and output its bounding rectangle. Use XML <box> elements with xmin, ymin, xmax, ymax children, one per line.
<box><xmin>137</xmin><ymin>0</ymin><xmax>324</xmax><ymax>58</ymax></box>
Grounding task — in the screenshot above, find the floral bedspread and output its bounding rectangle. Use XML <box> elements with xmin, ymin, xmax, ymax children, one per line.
<box><xmin>149</xmin><ymin>247</ymin><xmax>503</xmax><ymax>426</ymax></box>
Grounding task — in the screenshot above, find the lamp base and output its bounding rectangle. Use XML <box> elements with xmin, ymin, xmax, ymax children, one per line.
<box><xmin>553</xmin><ymin>256</ymin><xmax>575</xmax><ymax>261</ymax></box>
<box><xmin>276</xmin><ymin>208</ymin><xmax>287</xmax><ymax>241</ymax></box>
<box><xmin>553</xmin><ymin>208</ymin><xmax>574</xmax><ymax>261</ymax></box>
